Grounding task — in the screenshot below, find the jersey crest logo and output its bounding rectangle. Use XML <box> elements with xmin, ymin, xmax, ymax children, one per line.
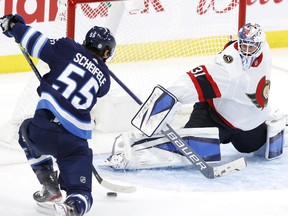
<box><xmin>246</xmin><ymin>76</ymin><xmax>270</xmax><ymax>109</ymax></box>
<box><xmin>223</xmin><ymin>55</ymin><xmax>233</xmax><ymax>63</ymax></box>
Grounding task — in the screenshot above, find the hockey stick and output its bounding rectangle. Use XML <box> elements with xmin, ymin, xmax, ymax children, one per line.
<box><xmin>108</xmin><ymin>69</ymin><xmax>247</xmax><ymax>179</ymax></box>
<box><xmin>162</xmin><ymin>124</ymin><xmax>246</xmax><ymax>178</ymax></box>
<box><xmin>18</xmin><ymin>44</ymin><xmax>136</xmax><ymax>193</ymax></box>
<box><xmin>92</xmin><ymin>165</ymin><xmax>135</xmax><ymax>193</ymax></box>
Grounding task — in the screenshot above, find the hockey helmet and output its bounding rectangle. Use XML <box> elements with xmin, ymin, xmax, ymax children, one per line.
<box><xmin>238</xmin><ymin>23</ymin><xmax>265</xmax><ymax>58</ymax></box>
<box><xmin>83</xmin><ymin>26</ymin><xmax>116</xmax><ymax>61</ymax></box>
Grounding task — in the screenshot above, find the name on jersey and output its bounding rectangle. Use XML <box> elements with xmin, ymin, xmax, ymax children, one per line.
<box><xmin>73</xmin><ymin>53</ymin><xmax>106</xmax><ymax>86</ymax></box>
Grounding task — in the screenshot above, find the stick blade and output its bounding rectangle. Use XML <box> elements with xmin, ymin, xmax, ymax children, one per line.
<box><xmin>213</xmin><ymin>157</ymin><xmax>247</xmax><ymax>178</ymax></box>
<box><xmin>100</xmin><ymin>180</ymin><xmax>137</xmax><ymax>193</ymax></box>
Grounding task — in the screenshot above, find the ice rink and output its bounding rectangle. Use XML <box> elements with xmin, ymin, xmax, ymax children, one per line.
<box><xmin>0</xmin><ymin>48</ymin><xmax>288</xmax><ymax>216</ymax></box>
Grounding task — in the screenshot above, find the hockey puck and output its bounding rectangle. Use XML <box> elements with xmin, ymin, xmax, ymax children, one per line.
<box><xmin>107</xmin><ymin>192</ymin><xmax>117</xmax><ymax>197</ymax></box>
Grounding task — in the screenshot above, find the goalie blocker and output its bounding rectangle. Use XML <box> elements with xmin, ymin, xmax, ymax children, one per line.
<box><xmin>131</xmin><ymin>85</ymin><xmax>180</xmax><ymax>137</ymax></box>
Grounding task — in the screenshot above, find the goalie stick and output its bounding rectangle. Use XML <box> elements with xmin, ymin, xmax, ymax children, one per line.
<box><xmin>18</xmin><ymin>44</ymin><xmax>136</xmax><ymax>193</ymax></box>
<box><xmin>106</xmin><ymin>65</ymin><xmax>247</xmax><ymax>179</ymax></box>
<box><xmin>162</xmin><ymin>124</ymin><xmax>246</xmax><ymax>178</ymax></box>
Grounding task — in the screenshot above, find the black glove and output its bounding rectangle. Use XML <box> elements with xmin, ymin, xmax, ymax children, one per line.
<box><xmin>0</xmin><ymin>14</ymin><xmax>26</xmax><ymax>37</ymax></box>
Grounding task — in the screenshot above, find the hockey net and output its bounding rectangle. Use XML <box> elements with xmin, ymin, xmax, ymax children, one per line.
<box><xmin>0</xmin><ymin>0</ymin><xmax>245</xmax><ymax>146</ymax></box>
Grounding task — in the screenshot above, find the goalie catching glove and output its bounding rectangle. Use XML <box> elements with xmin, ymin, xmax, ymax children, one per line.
<box><xmin>0</xmin><ymin>14</ymin><xmax>25</xmax><ymax>37</ymax></box>
<box><xmin>131</xmin><ymin>85</ymin><xmax>180</xmax><ymax>137</ymax></box>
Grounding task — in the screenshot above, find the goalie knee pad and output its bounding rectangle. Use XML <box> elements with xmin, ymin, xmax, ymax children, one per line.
<box><xmin>254</xmin><ymin>110</ymin><xmax>286</xmax><ymax>160</ymax></box>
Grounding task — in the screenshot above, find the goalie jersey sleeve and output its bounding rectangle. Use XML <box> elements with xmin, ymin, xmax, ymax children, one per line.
<box><xmin>167</xmin><ymin>41</ymin><xmax>271</xmax><ymax>131</ymax></box>
<box><xmin>12</xmin><ymin>23</ymin><xmax>111</xmax><ymax>139</ymax></box>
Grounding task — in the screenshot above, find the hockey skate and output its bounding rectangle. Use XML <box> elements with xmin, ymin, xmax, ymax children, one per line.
<box><xmin>53</xmin><ymin>201</ymin><xmax>79</xmax><ymax>216</ymax></box>
<box><xmin>36</xmin><ymin>201</ymin><xmax>79</xmax><ymax>216</ymax></box>
<box><xmin>33</xmin><ymin>171</ymin><xmax>62</xmax><ymax>203</ymax></box>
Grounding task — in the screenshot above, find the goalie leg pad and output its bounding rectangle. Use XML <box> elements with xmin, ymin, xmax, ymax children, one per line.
<box><xmin>155</xmin><ymin>135</ymin><xmax>220</xmax><ymax>162</ymax></box>
<box><xmin>254</xmin><ymin>111</ymin><xmax>286</xmax><ymax>160</ymax></box>
<box><xmin>106</xmin><ymin>127</ymin><xmax>220</xmax><ymax>170</ymax></box>
<box><xmin>267</xmin><ymin>131</ymin><xmax>284</xmax><ymax>159</ymax></box>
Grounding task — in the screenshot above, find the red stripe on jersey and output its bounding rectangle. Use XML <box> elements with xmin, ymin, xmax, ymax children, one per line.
<box><xmin>186</xmin><ymin>65</ymin><xmax>221</xmax><ymax>101</ymax></box>
<box><xmin>186</xmin><ymin>71</ymin><xmax>205</xmax><ymax>101</ymax></box>
<box><xmin>201</xmin><ymin>65</ymin><xmax>221</xmax><ymax>98</ymax></box>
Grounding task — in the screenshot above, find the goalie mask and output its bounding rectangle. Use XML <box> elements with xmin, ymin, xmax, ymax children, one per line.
<box><xmin>238</xmin><ymin>23</ymin><xmax>265</xmax><ymax>70</ymax></box>
<box><xmin>83</xmin><ymin>26</ymin><xmax>116</xmax><ymax>62</ymax></box>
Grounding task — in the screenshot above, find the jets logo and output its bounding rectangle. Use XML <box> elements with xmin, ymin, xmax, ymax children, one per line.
<box><xmin>246</xmin><ymin>76</ymin><xmax>270</xmax><ymax>109</ymax></box>
<box><xmin>223</xmin><ymin>55</ymin><xmax>233</xmax><ymax>63</ymax></box>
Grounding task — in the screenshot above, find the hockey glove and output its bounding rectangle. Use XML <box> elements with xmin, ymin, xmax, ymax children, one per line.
<box><xmin>0</xmin><ymin>14</ymin><xmax>25</xmax><ymax>37</ymax></box>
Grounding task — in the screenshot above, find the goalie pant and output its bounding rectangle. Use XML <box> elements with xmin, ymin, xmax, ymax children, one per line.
<box><xmin>185</xmin><ymin>102</ymin><xmax>286</xmax><ymax>156</ymax></box>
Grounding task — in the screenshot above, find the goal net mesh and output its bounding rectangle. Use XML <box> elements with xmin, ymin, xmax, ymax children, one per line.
<box><xmin>0</xmin><ymin>0</ymin><xmax>242</xmax><ymax>146</ymax></box>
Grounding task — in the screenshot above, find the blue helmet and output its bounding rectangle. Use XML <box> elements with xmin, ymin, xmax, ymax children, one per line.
<box><xmin>238</xmin><ymin>23</ymin><xmax>265</xmax><ymax>58</ymax></box>
<box><xmin>83</xmin><ymin>26</ymin><xmax>116</xmax><ymax>61</ymax></box>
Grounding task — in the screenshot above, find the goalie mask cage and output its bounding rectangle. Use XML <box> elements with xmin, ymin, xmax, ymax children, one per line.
<box><xmin>0</xmin><ymin>0</ymin><xmax>246</xmax><ymax>146</ymax></box>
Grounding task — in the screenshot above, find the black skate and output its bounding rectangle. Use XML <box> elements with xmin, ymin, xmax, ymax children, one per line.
<box><xmin>33</xmin><ymin>171</ymin><xmax>62</xmax><ymax>203</ymax></box>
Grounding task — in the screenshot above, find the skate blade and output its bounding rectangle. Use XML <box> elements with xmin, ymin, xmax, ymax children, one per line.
<box><xmin>35</xmin><ymin>202</ymin><xmax>55</xmax><ymax>215</ymax></box>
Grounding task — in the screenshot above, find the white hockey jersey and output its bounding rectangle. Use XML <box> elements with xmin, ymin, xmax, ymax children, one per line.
<box><xmin>167</xmin><ymin>41</ymin><xmax>272</xmax><ymax>131</ymax></box>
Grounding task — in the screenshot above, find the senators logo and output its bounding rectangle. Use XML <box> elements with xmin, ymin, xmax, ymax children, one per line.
<box><xmin>246</xmin><ymin>76</ymin><xmax>270</xmax><ymax>109</ymax></box>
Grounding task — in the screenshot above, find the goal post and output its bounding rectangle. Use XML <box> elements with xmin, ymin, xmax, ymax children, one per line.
<box><xmin>67</xmin><ymin>0</ymin><xmax>123</xmax><ymax>39</ymax></box>
<box><xmin>238</xmin><ymin>0</ymin><xmax>246</xmax><ymax>31</ymax></box>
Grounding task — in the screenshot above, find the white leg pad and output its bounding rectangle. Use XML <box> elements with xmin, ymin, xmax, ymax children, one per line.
<box><xmin>254</xmin><ymin>110</ymin><xmax>286</xmax><ymax>160</ymax></box>
<box><xmin>106</xmin><ymin>127</ymin><xmax>220</xmax><ymax>170</ymax></box>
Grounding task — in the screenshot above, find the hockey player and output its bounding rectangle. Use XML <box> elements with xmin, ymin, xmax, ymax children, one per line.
<box><xmin>0</xmin><ymin>14</ymin><xmax>116</xmax><ymax>215</ymax></box>
<box><xmin>107</xmin><ymin>23</ymin><xmax>286</xmax><ymax>170</ymax></box>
